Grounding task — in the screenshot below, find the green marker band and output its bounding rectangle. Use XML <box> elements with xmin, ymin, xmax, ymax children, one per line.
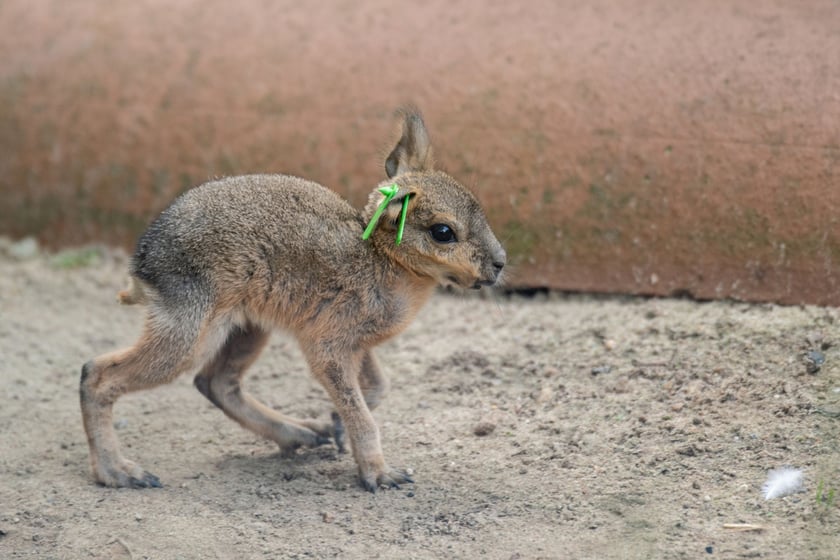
<box><xmin>395</xmin><ymin>193</ymin><xmax>410</xmax><ymax>245</ymax></box>
<box><xmin>362</xmin><ymin>184</ymin><xmax>398</xmax><ymax>240</ymax></box>
<box><xmin>362</xmin><ymin>184</ymin><xmax>410</xmax><ymax>246</ymax></box>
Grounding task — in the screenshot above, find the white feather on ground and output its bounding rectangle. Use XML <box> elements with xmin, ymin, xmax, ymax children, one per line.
<box><xmin>762</xmin><ymin>467</ymin><xmax>805</xmax><ymax>500</ymax></box>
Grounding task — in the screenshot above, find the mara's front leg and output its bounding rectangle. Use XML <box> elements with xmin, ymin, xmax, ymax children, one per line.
<box><xmin>306</xmin><ymin>348</ymin><xmax>412</xmax><ymax>492</ymax></box>
<box><xmin>330</xmin><ymin>350</ymin><xmax>389</xmax><ymax>454</ymax></box>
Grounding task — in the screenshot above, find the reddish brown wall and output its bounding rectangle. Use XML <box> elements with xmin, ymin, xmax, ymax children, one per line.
<box><xmin>2</xmin><ymin>1</ymin><xmax>839</xmax><ymax>304</ymax></box>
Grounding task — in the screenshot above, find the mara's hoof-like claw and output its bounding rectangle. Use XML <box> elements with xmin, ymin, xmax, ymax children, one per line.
<box><xmin>360</xmin><ymin>468</ymin><xmax>414</xmax><ymax>493</ymax></box>
<box><xmin>128</xmin><ymin>472</ymin><xmax>162</xmax><ymax>489</ymax></box>
<box><xmin>95</xmin><ymin>461</ymin><xmax>163</xmax><ymax>489</ymax></box>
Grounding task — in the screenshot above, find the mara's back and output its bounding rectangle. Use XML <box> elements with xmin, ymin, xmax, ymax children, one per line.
<box><xmin>131</xmin><ymin>174</ymin><xmax>372</xmax><ymax>308</ymax></box>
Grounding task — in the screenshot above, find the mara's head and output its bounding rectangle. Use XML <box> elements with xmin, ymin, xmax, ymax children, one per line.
<box><xmin>364</xmin><ymin>107</ymin><xmax>506</xmax><ymax>289</ymax></box>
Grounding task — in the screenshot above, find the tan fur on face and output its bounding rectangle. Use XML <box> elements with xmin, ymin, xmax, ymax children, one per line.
<box><xmin>79</xmin><ymin>107</ymin><xmax>506</xmax><ymax>492</ymax></box>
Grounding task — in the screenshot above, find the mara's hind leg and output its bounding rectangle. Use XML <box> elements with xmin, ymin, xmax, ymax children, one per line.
<box><xmin>193</xmin><ymin>324</ymin><xmax>333</xmax><ymax>454</ymax></box>
<box><xmin>80</xmin><ymin>315</ymin><xmax>215</xmax><ymax>488</ymax></box>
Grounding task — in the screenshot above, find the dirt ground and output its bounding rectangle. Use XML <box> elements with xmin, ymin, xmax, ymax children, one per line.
<box><xmin>0</xmin><ymin>242</ymin><xmax>838</xmax><ymax>559</ymax></box>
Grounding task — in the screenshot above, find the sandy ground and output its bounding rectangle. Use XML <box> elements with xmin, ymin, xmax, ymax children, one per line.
<box><xmin>0</xmin><ymin>244</ymin><xmax>838</xmax><ymax>559</ymax></box>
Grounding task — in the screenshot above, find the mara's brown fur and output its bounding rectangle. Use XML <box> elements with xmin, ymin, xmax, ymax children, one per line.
<box><xmin>80</xmin><ymin>107</ymin><xmax>506</xmax><ymax>492</ymax></box>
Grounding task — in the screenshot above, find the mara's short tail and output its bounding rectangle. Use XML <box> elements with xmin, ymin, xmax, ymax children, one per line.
<box><xmin>117</xmin><ymin>276</ymin><xmax>148</xmax><ymax>305</ymax></box>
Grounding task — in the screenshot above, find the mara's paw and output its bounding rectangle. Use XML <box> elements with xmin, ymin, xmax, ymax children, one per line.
<box><xmin>359</xmin><ymin>466</ymin><xmax>414</xmax><ymax>493</ymax></box>
<box><xmin>94</xmin><ymin>460</ymin><xmax>162</xmax><ymax>489</ymax></box>
<box><xmin>278</xmin><ymin>425</ymin><xmax>333</xmax><ymax>458</ymax></box>
<box><xmin>300</xmin><ymin>415</ymin><xmax>345</xmax><ymax>453</ymax></box>
<box><xmin>125</xmin><ymin>471</ymin><xmax>162</xmax><ymax>489</ymax></box>
<box><xmin>299</xmin><ymin>418</ymin><xmax>335</xmax><ymax>444</ymax></box>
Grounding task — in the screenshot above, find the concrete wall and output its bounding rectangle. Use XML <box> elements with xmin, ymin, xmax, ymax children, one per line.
<box><xmin>2</xmin><ymin>0</ymin><xmax>838</xmax><ymax>304</ymax></box>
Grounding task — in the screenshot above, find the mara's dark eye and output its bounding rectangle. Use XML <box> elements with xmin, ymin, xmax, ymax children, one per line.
<box><xmin>430</xmin><ymin>224</ymin><xmax>456</xmax><ymax>243</ymax></box>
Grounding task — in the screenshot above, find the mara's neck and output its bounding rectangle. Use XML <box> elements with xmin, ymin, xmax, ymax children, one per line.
<box><xmin>368</xmin><ymin>231</ymin><xmax>438</xmax><ymax>320</ymax></box>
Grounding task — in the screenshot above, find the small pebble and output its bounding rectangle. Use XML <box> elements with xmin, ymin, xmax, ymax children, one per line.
<box><xmin>542</xmin><ymin>366</ymin><xmax>560</xmax><ymax>378</ymax></box>
<box><xmin>805</xmin><ymin>351</ymin><xmax>825</xmax><ymax>374</ymax></box>
<box><xmin>473</xmin><ymin>421</ymin><xmax>496</xmax><ymax>436</ymax></box>
<box><xmin>535</xmin><ymin>386</ymin><xmax>553</xmax><ymax>404</ymax></box>
<box><xmin>591</xmin><ymin>365</ymin><xmax>612</xmax><ymax>376</ymax></box>
<box><xmin>321</xmin><ymin>512</ymin><xmax>334</xmax><ymax>523</ymax></box>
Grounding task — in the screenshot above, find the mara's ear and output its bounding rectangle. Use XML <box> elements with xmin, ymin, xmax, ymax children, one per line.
<box><xmin>385</xmin><ymin>107</ymin><xmax>434</xmax><ymax>178</ymax></box>
<box><xmin>380</xmin><ymin>188</ymin><xmax>422</xmax><ymax>229</ymax></box>
<box><xmin>362</xmin><ymin>185</ymin><xmax>423</xmax><ymax>234</ymax></box>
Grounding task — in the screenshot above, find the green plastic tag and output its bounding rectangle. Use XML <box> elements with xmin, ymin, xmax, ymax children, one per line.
<box><xmin>395</xmin><ymin>193</ymin><xmax>410</xmax><ymax>245</ymax></box>
<box><xmin>362</xmin><ymin>184</ymin><xmax>410</xmax><ymax>245</ymax></box>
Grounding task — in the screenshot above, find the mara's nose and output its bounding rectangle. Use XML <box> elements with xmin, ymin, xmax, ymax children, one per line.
<box><xmin>492</xmin><ymin>247</ymin><xmax>507</xmax><ymax>273</ymax></box>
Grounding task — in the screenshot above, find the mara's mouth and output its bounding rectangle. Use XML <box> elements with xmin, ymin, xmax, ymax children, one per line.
<box><xmin>442</xmin><ymin>274</ymin><xmax>496</xmax><ymax>290</ymax></box>
<box><xmin>442</xmin><ymin>274</ymin><xmax>473</xmax><ymax>289</ymax></box>
<box><xmin>472</xmin><ymin>278</ymin><xmax>496</xmax><ymax>290</ymax></box>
